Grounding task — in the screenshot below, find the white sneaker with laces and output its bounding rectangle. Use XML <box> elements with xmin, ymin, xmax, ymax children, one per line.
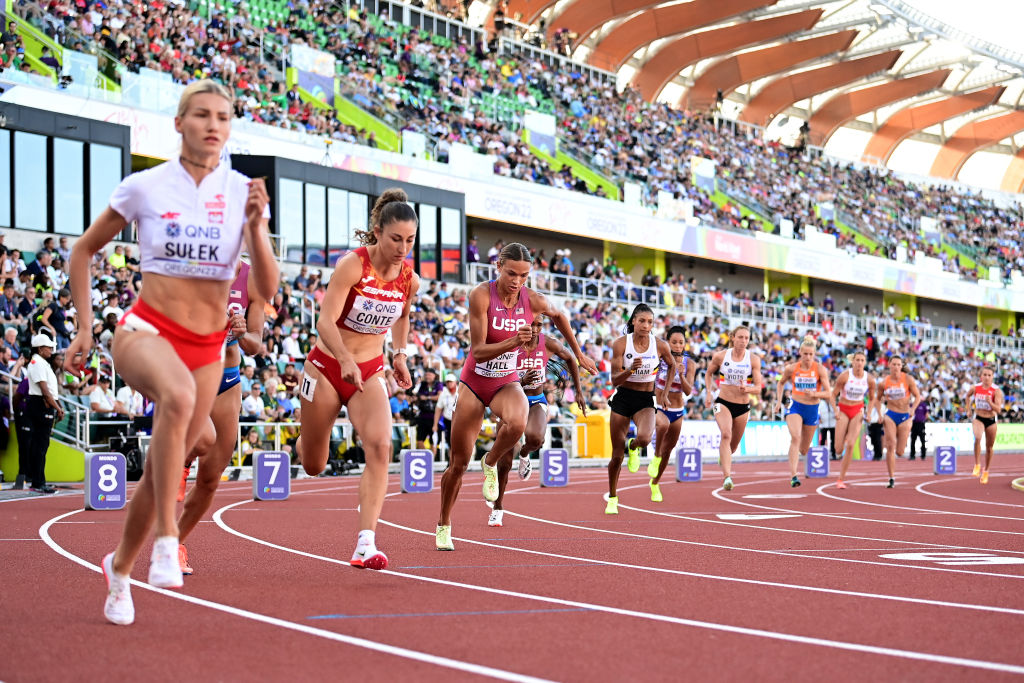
<box><xmin>102</xmin><ymin>552</ymin><xmax>134</xmax><ymax>626</ymax></box>
<box><xmin>488</xmin><ymin>509</ymin><xmax>504</xmax><ymax>527</ymax></box>
<box><xmin>518</xmin><ymin>455</ymin><xmax>532</xmax><ymax>480</ymax></box>
<box><xmin>148</xmin><ymin>536</ymin><xmax>184</xmax><ymax>588</ymax></box>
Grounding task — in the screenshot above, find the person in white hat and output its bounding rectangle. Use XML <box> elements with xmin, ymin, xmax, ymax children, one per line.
<box><xmin>21</xmin><ymin>333</ymin><xmax>64</xmax><ymax>494</ymax></box>
<box><xmin>432</xmin><ymin>373</ymin><xmax>459</xmax><ymax>461</ymax></box>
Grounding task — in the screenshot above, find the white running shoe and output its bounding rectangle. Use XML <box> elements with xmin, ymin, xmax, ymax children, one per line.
<box><xmin>350</xmin><ymin>545</ymin><xmax>389</xmax><ymax>570</ymax></box>
<box><xmin>482</xmin><ymin>460</ymin><xmax>499</xmax><ymax>502</ymax></box>
<box><xmin>102</xmin><ymin>552</ymin><xmax>134</xmax><ymax>626</ymax></box>
<box><xmin>488</xmin><ymin>509</ymin><xmax>504</xmax><ymax>527</ymax></box>
<box><xmin>518</xmin><ymin>455</ymin><xmax>532</xmax><ymax>480</ymax></box>
<box><xmin>148</xmin><ymin>536</ymin><xmax>184</xmax><ymax>588</ymax></box>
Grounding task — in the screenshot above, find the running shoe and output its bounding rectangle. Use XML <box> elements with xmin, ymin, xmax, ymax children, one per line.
<box><xmin>626</xmin><ymin>440</ymin><xmax>640</xmax><ymax>473</ymax></box>
<box><xmin>482</xmin><ymin>460</ymin><xmax>499</xmax><ymax>502</ymax></box>
<box><xmin>350</xmin><ymin>546</ymin><xmax>389</xmax><ymax>570</ymax></box>
<box><xmin>647</xmin><ymin>456</ymin><xmax>662</xmax><ymax>478</ymax></box>
<box><xmin>102</xmin><ymin>552</ymin><xmax>134</xmax><ymax>626</ymax></box>
<box><xmin>488</xmin><ymin>509</ymin><xmax>504</xmax><ymax>527</ymax></box>
<box><xmin>148</xmin><ymin>536</ymin><xmax>184</xmax><ymax>588</ymax></box>
<box><xmin>886</xmin><ymin>478</ymin><xmax>895</xmax><ymax>489</ymax></box>
<box><xmin>178</xmin><ymin>544</ymin><xmax>193</xmax><ymax>576</ymax></box>
<box><xmin>605</xmin><ymin>496</ymin><xmax>618</xmax><ymax>515</ymax></box>
<box><xmin>435</xmin><ymin>525</ymin><xmax>454</xmax><ymax>551</ymax></box>
<box><xmin>972</xmin><ymin>464</ymin><xmax>981</xmax><ymax>477</ymax></box>
<box><xmin>518</xmin><ymin>455</ymin><xmax>532</xmax><ymax>481</ymax></box>
<box><xmin>790</xmin><ymin>476</ymin><xmax>801</xmax><ymax>488</ymax></box>
<box><xmin>177</xmin><ymin>466</ymin><xmax>188</xmax><ymax>503</ymax></box>
<box><xmin>909</xmin><ymin>455</ymin><xmax>916</xmax><ymax>461</ymax></box>
<box><xmin>723</xmin><ymin>476</ymin><xmax>734</xmax><ymax>491</ymax></box>
<box><xmin>650</xmin><ymin>482</ymin><xmax>662</xmax><ymax>503</ymax></box>
<box><xmin>980</xmin><ymin>470</ymin><xmax>990</xmax><ymax>485</ymax></box>
<box><xmin>836</xmin><ymin>480</ymin><xmax>847</xmax><ymax>490</ymax></box>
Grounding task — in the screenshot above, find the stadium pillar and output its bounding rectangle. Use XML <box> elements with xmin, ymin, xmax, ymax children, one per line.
<box><xmin>764</xmin><ymin>271</ymin><xmax>808</xmax><ymax>302</ymax></box>
<box><xmin>977</xmin><ymin>307</ymin><xmax>1014</xmax><ymax>334</ymax></box>
<box><xmin>606</xmin><ymin>243</ymin><xmax>665</xmax><ymax>286</ymax></box>
<box><xmin>882</xmin><ymin>292</ymin><xmax>917</xmax><ymax>320</ymax></box>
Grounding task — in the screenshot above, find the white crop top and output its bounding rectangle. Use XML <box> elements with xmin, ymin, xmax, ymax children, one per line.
<box><xmin>624</xmin><ymin>333</ymin><xmax>659</xmax><ymax>383</ymax></box>
<box><xmin>720</xmin><ymin>348</ymin><xmax>752</xmax><ymax>386</ymax></box>
<box><xmin>109</xmin><ymin>157</ymin><xmax>269</xmax><ymax>281</ymax></box>
<box><xmin>842</xmin><ymin>371</ymin><xmax>869</xmax><ymax>402</ymax></box>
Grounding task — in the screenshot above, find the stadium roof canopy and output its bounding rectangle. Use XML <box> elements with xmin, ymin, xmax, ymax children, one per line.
<box><xmin>487</xmin><ymin>0</ymin><xmax>1024</xmax><ymax>192</ymax></box>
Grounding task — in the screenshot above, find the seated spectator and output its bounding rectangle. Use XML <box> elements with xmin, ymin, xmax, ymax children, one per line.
<box><xmin>389</xmin><ymin>388</ymin><xmax>410</xmax><ymax>421</ymax></box>
<box><xmin>241</xmin><ymin>384</ymin><xmax>268</xmax><ymax>422</ymax></box>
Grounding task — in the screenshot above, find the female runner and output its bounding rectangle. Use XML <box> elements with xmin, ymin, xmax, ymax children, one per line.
<box><xmin>704</xmin><ymin>326</ymin><xmax>763</xmax><ymax>490</ymax></box>
<box><xmin>487</xmin><ymin>317</ymin><xmax>585</xmax><ymax>527</ymax></box>
<box><xmin>605</xmin><ymin>304</ymin><xmax>676</xmax><ymax>514</ymax></box>
<box><xmin>176</xmin><ymin>260</ymin><xmax>266</xmax><ymax>574</ymax></box>
<box><xmin>295</xmin><ymin>188</ymin><xmax>419</xmax><ymax>570</ymax></box>
<box><xmin>875</xmin><ymin>356</ymin><xmax>921</xmax><ymax>488</ymax></box>
<box><xmin>436</xmin><ymin>243</ymin><xmax>595</xmax><ymax>549</ymax></box>
<box><xmin>647</xmin><ymin>325</ymin><xmax>695</xmax><ymax>502</ymax></box>
<box><xmin>833</xmin><ymin>351</ymin><xmax>877</xmax><ymax>489</ymax></box>
<box><xmin>969</xmin><ymin>366</ymin><xmax>1004</xmax><ymax>484</ymax></box>
<box><xmin>774</xmin><ymin>336</ymin><xmax>833</xmax><ymax>487</ymax></box>
<box><xmin>66</xmin><ymin>80</ymin><xmax>278</xmax><ymax>625</ymax></box>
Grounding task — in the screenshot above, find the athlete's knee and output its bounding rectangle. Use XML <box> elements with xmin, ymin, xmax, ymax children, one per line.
<box><xmin>362</xmin><ymin>435</ymin><xmax>392</xmax><ymax>463</ymax></box>
<box><xmin>501</xmin><ymin>415</ymin><xmax>527</xmax><ymax>436</ymax></box>
<box><xmin>161</xmin><ymin>383</ymin><xmax>197</xmax><ymax>423</ymax></box>
<box><xmin>522</xmin><ymin>433</ymin><xmax>543</xmax><ymax>453</ymax></box>
<box><xmin>193</xmin><ymin>466</ymin><xmax>222</xmax><ymax>494</ymax></box>
<box><xmin>634</xmin><ymin>433</ymin><xmax>652</xmax><ymax>449</ymax></box>
<box><xmin>298</xmin><ymin>438</ymin><xmax>328</xmax><ymax>475</ymax></box>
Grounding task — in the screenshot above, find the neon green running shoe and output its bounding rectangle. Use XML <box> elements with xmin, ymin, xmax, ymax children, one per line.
<box><xmin>650</xmin><ymin>482</ymin><xmax>663</xmax><ymax>503</ymax></box>
<box><xmin>435</xmin><ymin>525</ymin><xmax>454</xmax><ymax>551</ymax></box>
<box><xmin>482</xmin><ymin>460</ymin><xmax>499</xmax><ymax>502</ymax></box>
<box><xmin>647</xmin><ymin>456</ymin><xmax>662</xmax><ymax>478</ymax></box>
<box><xmin>605</xmin><ymin>496</ymin><xmax>619</xmax><ymax>515</ymax></box>
<box><xmin>626</xmin><ymin>440</ymin><xmax>640</xmax><ymax>473</ymax></box>
<box><xmin>723</xmin><ymin>476</ymin><xmax>734</xmax><ymax>491</ymax></box>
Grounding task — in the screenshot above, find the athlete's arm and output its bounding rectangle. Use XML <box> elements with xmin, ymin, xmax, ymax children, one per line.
<box><xmin>704</xmin><ymin>351</ymin><xmax>722</xmax><ymax>409</ymax></box>
<box><xmin>832</xmin><ymin>371</ymin><xmax>847</xmax><ymax>403</ymax></box>
<box><xmin>241</xmin><ymin>179</ymin><xmax>279</xmax><ymax>302</ymax></box>
<box><xmin>907</xmin><ymin>376</ymin><xmax>922</xmax><ymax>414</ymax></box>
<box><xmin>65</xmin><ymin>207</ymin><xmax>129</xmax><ymax>374</ymax></box>
<box><xmin>774</xmin><ymin>363</ymin><xmax>792</xmax><ymax>413</ymax></box>
<box><xmin>469</xmin><ymin>283</ymin><xmax>530</xmax><ymax>363</ymax></box>
<box><xmin>993</xmin><ymin>387</ymin><xmax>1005</xmax><ymax>413</ymax></box>
<box><xmin>748</xmin><ymin>352</ymin><xmax>764</xmax><ymax>395</ymax></box>
<box><xmin>237</xmin><ymin>269</ymin><xmax>267</xmax><ymax>356</ymax></box>
<box><xmin>817</xmin><ymin>364</ymin><xmax>834</xmax><ymax>406</ymax></box>
<box><xmin>530</xmin><ymin>291</ymin><xmax>597</xmax><ymax>375</ymax></box>
<box><xmin>316</xmin><ymin>252</ymin><xmax>364</xmax><ymax>388</ymax></box>
<box><xmin>655</xmin><ymin>340</ymin><xmax>677</xmax><ymax>403</ymax></box>
<box><xmin>681</xmin><ymin>353</ymin><xmax>696</xmax><ymax>397</ymax></box>
<box><xmin>547</xmin><ymin>336</ymin><xmax>585</xmax><ymax>416</ymax></box>
<box><xmin>866</xmin><ymin>374</ymin><xmax>879</xmax><ymax>418</ymax></box>
<box><xmin>390</xmin><ymin>272</ymin><xmax>419</xmax><ymax>390</ymax></box>
<box><xmin>611</xmin><ymin>336</ymin><xmax>642</xmax><ymax>387</ymax></box>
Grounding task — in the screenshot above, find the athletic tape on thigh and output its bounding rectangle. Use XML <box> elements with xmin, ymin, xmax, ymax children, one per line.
<box><xmin>378</xmin><ymin>376</ymin><xmax>387</xmax><ymax>393</ymax></box>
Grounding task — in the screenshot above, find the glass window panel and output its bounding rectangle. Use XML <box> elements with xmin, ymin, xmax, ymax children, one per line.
<box><xmin>418</xmin><ymin>203</ymin><xmax>437</xmax><ymax>280</ymax></box>
<box><xmin>89</xmin><ymin>143</ymin><xmax>122</xmax><ymax>225</ymax></box>
<box><xmin>14</xmin><ymin>132</ymin><xmax>48</xmax><ymax>231</ymax></box>
<box><xmin>277</xmin><ymin>178</ymin><xmax>304</xmax><ymax>263</ymax></box>
<box><xmin>348</xmin><ymin>192</ymin><xmax>368</xmax><ymax>247</ymax></box>
<box><xmin>304</xmin><ymin>183</ymin><xmax>326</xmax><ymax>266</ymax></box>
<box><xmin>440</xmin><ymin>207</ymin><xmax>461</xmax><ymax>282</ymax></box>
<box><xmin>327</xmin><ymin>188</ymin><xmax>349</xmax><ymax>266</ymax></box>
<box><xmin>53</xmin><ymin>138</ymin><xmax>85</xmax><ymax>236</ymax></box>
<box><xmin>0</xmin><ymin>130</ymin><xmax>10</xmax><ymax>228</ymax></box>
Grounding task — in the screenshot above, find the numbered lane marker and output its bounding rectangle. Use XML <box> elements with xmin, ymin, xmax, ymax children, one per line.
<box><xmin>675</xmin><ymin>447</ymin><xmax>702</xmax><ymax>482</ymax></box>
<box><xmin>934</xmin><ymin>445</ymin><xmax>956</xmax><ymax>475</ymax></box>
<box><xmin>880</xmin><ymin>552</ymin><xmax>1024</xmax><ymax>566</ymax></box>
<box><xmin>540</xmin><ymin>448</ymin><xmax>569</xmax><ymax>488</ymax></box>
<box><xmin>253</xmin><ymin>451</ymin><xmax>290</xmax><ymax>501</ymax></box>
<box><xmin>401</xmin><ymin>449</ymin><xmax>433</xmax><ymax>493</ymax></box>
<box><xmin>806</xmin><ymin>446</ymin><xmax>829</xmax><ymax>478</ymax></box>
<box><xmin>84</xmin><ymin>452</ymin><xmax>126</xmax><ymax>511</ymax></box>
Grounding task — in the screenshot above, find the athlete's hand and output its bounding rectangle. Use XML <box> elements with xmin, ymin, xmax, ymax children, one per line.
<box><xmin>630</xmin><ymin>357</ymin><xmax>643</xmax><ymax>371</ymax></box>
<box><xmin>521</xmin><ymin>369</ymin><xmax>541</xmax><ymax>386</ymax></box>
<box><xmin>393</xmin><ymin>355</ymin><xmax>412</xmax><ymax>389</ymax></box>
<box><xmin>577</xmin><ymin>354</ymin><xmax>598</xmax><ymax>376</ymax></box>
<box><xmin>773</xmin><ymin>400</ymin><xmax>783</xmax><ymax>417</ymax></box>
<box><xmin>516</xmin><ymin>324</ymin><xmax>533</xmax><ymax>345</ymax></box>
<box><xmin>340</xmin><ymin>358</ymin><xmax>364</xmax><ymax>392</ymax></box>
<box><xmin>64</xmin><ymin>333</ymin><xmax>91</xmax><ymax>374</ymax></box>
<box><xmin>576</xmin><ymin>393</ymin><xmax>588</xmax><ymax>417</ymax></box>
<box><xmin>228</xmin><ymin>313</ymin><xmax>246</xmax><ymax>338</ymax></box>
<box><xmin>245</xmin><ymin>178</ymin><xmax>269</xmax><ymax>227</ymax></box>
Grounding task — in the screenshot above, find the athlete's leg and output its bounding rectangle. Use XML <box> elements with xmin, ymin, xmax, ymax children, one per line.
<box><xmin>896</xmin><ymin>419</ymin><xmax>912</xmax><ymax>457</ymax></box>
<box><xmin>984</xmin><ymin>423</ymin><xmax>997</xmax><ymax>471</ymax></box>
<box><xmin>346</xmin><ymin>374</ymin><xmax>394</xmax><ymax>534</ymax></box>
<box><xmin>836</xmin><ymin>412</ymin><xmax>864</xmax><ymax>482</ymax></box>
<box><xmin>799</xmin><ymin>424</ymin><xmax>816</xmax><ymax>466</ymax></box>
<box><xmin>785</xmin><ymin>413</ymin><xmax>804</xmax><ymax>478</ymax></box>
<box><xmin>494</xmin><ymin>404</ymin><xmax>546</xmax><ymax>511</ymax></box>
<box><xmin>972</xmin><ymin>419</ymin><xmax>984</xmax><ymax>471</ymax></box>
<box><xmin>483</xmin><ymin>383</ymin><xmax>528</xmax><ymax>468</ymax></box>
<box><xmin>608</xmin><ymin>411</ymin><xmax>630</xmax><ymax>497</ymax></box>
<box><xmin>713</xmin><ymin>406</ymin><xmax>734</xmax><ymax>478</ymax></box>
<box><xmin>295</xmin><ymin>362</ymin><xmax>343</xmax><ymax>476</ymax></box>
<box><xmin>882</xmin><ymin>417</ymin><xmax>897</xmax><ymax>479</ymax></box>
<box><xmin>438</xmin><ymin>387</ymin><xmax>484</xmax><ymax>527</ymax></box>
<box><xmin>178</xmin><ymin>385</ymin><xmax>243</xmax><ymax>542</ymax></box>
<box><xmin>653</xmin><ymin>417</ymin><xmax>682</xmax><ymax>485</ymax></box>
<box><xmin>631</xmin><ymin>407</ymin><xmax>655</xmax><ymax>451</ymax></box>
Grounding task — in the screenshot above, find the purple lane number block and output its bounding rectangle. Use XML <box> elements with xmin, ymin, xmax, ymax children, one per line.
<box><xmin>85</xmin><ymin>452</ymin><xmax>126</xmax><ymax>511</ymax></box>
<box><xmin>806</xmin><ymin>446</ymin><xmax>829</xmax><ymax>478</ymax></box>
<box><xmin>253</xmin><ymin>451</ymin><xmax>290</xmax><ymax>501</ymax></box>
<box><xmin>675</xmin><ymin>447</ymin><xmax>702</xmax><ymax>482</ymax></box>
<box><xmin>541</xmin><ymin>448</ymin><xmax>569</xmax><ymax>487</ymax></box>
<box><xmin>934</xmin><ymin>446</ymin><xmax>956</xmax><ymax>475</ymax></box>
<box><xmin>401</xmin><ymin>449</ymin><xmax>433</xmax><ymax>493</ymax></box>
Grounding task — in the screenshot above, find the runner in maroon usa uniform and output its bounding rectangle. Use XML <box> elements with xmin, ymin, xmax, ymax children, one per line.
<box><xmin>175</xmin><ymin>260</ymin><xmax>266</xmax><ymax>575</ymax></box>
<box><xmin>486</xmin><ymin>317</ymin><xmax>585</xmax><ymax>527</ymax></box>
<box><xmin>435</xmin><ymin>243</ymin><xmax>597</xmax><ymax>550</ymax></box>
<box><xmin>295</xmin><ymin>189</ymin><xmax>419</xmax><ymax>570</ymax></box>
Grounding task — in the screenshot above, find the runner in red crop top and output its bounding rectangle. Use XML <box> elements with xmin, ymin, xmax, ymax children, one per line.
<box><xmin>969</xmin><ymin>366</ymin><xmax>1004</xmax><ymax>483</ymax></box>
<box><xmin>833</xmin><ymin>350</ymin><xmax>879</xmax><ymax>489</ymax></box>
<box><xmin>297</xmin><ymin>189</ymin><xmax>420</xmax><ymax>571</ymax></box>
<box><xmin>434</xmin><ymin>242</ymin><xmax>597</xmax><ymax>550</ymax></box>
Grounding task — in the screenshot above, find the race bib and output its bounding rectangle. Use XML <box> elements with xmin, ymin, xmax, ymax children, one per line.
<box><xmin>975</xmin><ymin>395</ymin><xmax>991</xmax><ymax>411</ymax></box>
<box><xmin>885</xmin><ymin>387</ymin><xmax>906</xmax><ymax>400</ymax></box>
<box><xmin>344</xmin><ymin>295</ymin><xmax>403</xmax><ymax>335</ymax></box>
<box><xmin>476</xmin><ymin>351</ymin><xmax>518</xmax><ymax>378</ymax></box>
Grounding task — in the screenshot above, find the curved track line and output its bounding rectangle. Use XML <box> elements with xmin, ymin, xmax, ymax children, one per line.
<box><xmin>38</xmin><ymin>507</ymin><xmax>551</xmax><ymax>683</ymax></box>
<box><xmin>211</xmin><ymin>495</ymin><xmax>1024</xmax><ymax>675</ymax></box>
<box><xmin>814</xmin><ymin>481</ymin><xmax>1024</xmax><ymax>521</ymax></box>
<box><xmin>914</xmin><ymin>479</ymin><xmax>1024</xmax><ymax>509</ymax></box>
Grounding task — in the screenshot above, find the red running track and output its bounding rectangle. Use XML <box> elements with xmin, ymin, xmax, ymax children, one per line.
<box><xmin>4</xmin><ymin>455</ymin><xmax>1024</xmax><ymax>682</ymax></box>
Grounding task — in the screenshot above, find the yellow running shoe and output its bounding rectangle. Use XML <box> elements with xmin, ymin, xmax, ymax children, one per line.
<box><xmin>723</xmin><ymin>476</ymin><xmax>734</xmax><ymax>491</ymax></box>
<box><xmin>482</xmin><ymin>460</ymin><xmax>499</xmax><ymax>502</ymax></box>
<box><xmin>647</xmin><ymin>456</ymin><xmax>662</xmax><ymax>478</ymax></box>
<box><xmin>972</xmin><ymin>464</ymin><xmax>981</xmax><ymax>477</ymax></box>
<box><xmin>605</xmin><ymin>496</ymin><xmax>618</xmax><ymax>514</ymax></box>
<box><xmin>980</xmin><ymin>470</ymin><xmax>990</xmax><ymax>484</ymax></box>
<box><xmin>650</xmin><ymin>482</ymin><xmax>663</xmax><ymax>503</ymax></box>
<box><xmin>435</xmin><ymin>525</ymin><xmax>454</xmax><ymax>551</ymax></box>
<box><xmin>626</xmin><ymin>440</ymin><xmax>640</xmax><ymax>473</ymax></box>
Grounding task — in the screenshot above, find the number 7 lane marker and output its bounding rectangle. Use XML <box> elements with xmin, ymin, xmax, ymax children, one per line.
<box><xmin>208</xmin><ymin>495</ymin><xmax>1024</xmax><ymax>676</ymax></box>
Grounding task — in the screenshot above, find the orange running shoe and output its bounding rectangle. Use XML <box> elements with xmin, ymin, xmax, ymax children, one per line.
<box><xmin>836</xmin><ymin>480</ymin><xmax>847</xmax><ymax>490</ymax></box>
<box><xmin>972</xmin><ymin>464</ymin><xmax>981</xmax><ymax>477</ymax></box>
<box><xmin>177</xmin><ymin>466</ymin><xmax>189</xmax><ymax>502</ymax></box>
<box><xmin>178</xmin><ymin>544</ymin><xmax>193</xmax><ymax>575</ymax></box>
<box><xmin>980</xmin><ymin>471</ymin><xmax>990</xmax><ymax>485</ymax></box>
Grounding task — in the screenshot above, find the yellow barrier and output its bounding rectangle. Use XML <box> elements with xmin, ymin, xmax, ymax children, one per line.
<box><xmin>0</xmin><ymin>431</ymin><xmax>85</xmax><ymax>482</ymax></box>
<box><xmin>576</xmin><ymin>411</ymin><xmax>612</xmax><ymax>459</ymax></box>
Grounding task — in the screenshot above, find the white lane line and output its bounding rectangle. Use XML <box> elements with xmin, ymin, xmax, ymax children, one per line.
<box><xmin>38</xmin><ymin>508</ymin><xmax>552</xmax><ymax>683</ymax></box>
<box><xmin>0</xmin><ymin>538</ymin><xmax>43</xmax><ymax>541</ymax></box>
<box><xmin>815</xmin><ymin>481</ymin><xmax>1024</xmax><ymax>522</ymax></box>
<box><xmin>211</xmin><ymin>496</ymin><xmax>1024</xmax><ymax>675</ymax></box>
<box><xmin>915</xmin><ymin>479</ymin><xmax>1024</xmax><ymax>509</ymax></box>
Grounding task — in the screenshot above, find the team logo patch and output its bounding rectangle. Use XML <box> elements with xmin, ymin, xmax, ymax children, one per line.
<box><xmin>362</xmin><ymin>300</ymin><xmax>374</xmax><ymax>311</ymax></box>
<box><xmin>205</xmin><ymin>194</ymin><xmax>226</xmax><ymax>210</ymax></box>
<box><xmin>166</xmin><ymin>222</ymin><xmax>181</xmax><ymax>238</ymax></box>
<box><xmin>626</xmin><ymin>353</ymin><xmax>633</xmax><ymax>359</ymax></box>
<box><xmin>208</xmin><ymin>211</ymin><xmax>224</xmax><ymax>224</ymax></box>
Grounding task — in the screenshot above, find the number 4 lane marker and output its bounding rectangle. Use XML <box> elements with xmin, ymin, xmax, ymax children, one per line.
<box><xmin>716</xmin><ymin>513</ymin><xmax>803</xmax><ymax>521</ymax></box>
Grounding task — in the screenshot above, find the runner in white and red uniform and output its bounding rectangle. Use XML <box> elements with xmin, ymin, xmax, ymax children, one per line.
<box><xmin>648</xmin><ymin>325</ymin><xmax>695</xmax><ymax>502</ymax></box>
<box><xmin>175</xmin><ymin>259</ymin><xmax>267</xmax><ymax>575</ymax></box>
<box><xmin>66</xmin><ymin>80</ymin><xmax>278</xmax><ymax>626</ymax></box>
<box><xmin>435</xmin><ymin>243</ymin><xmax>596</xmax><ymax>550</ymax></box>
<box><xmin>296</xmin><ymin>188</ymin><xmax>420</xmax><ymax>570</ymax></box>
<box><xmin>486</xmin><ymin>317</ymin><xmax>584</xmax><ymax>527</ymax></box>
<box><xmin>833</xmin><ymin>351</ymin><xmax>878</xmax><ymax>490</ymax></box>
<box><xmin>969</xmin><ymin>366</ymin><xmax>1004</xmax><ymax>484</ymax></box>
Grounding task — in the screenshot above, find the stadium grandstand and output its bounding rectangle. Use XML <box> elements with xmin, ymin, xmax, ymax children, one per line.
<box><xmin>2</xmin><ymin>0</ymin><xmax>1024</xmax><ymax>675</ymax></box>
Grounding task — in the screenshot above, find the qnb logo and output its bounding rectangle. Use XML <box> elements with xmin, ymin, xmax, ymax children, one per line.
<box><xmin>491</xmin><ymin>318</ymin><xmax>528</xmax><ymax>332</ymax></box>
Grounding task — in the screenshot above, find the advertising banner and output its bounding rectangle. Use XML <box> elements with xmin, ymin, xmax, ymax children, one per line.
<box><xmin>291</xmin><ymin>44</ymin><xmax>336</xmax><ymax>107</ymax></box>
